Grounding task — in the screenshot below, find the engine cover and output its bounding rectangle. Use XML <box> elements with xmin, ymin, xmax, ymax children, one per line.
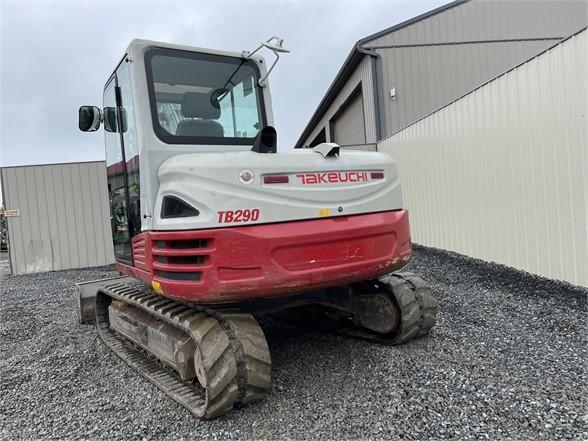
<box><xmin>153</xmin><ymin>148</ymin><xmax>403</xmax><ymax>230</ymax></box>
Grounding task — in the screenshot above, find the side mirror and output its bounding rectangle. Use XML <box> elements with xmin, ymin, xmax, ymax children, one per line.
<box><xmin>104</xmin><ymin>107</ymin><xmax>127</xmax><ymax>133</ymax></box>
<box><xmin>78</xmin><ymin>106</ymin><xmax>101</xmax><ymax>132</ymax></box>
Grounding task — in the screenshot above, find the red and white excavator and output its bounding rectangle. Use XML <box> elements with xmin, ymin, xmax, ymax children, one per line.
<box><xmin>78</xmin><ymin>37</ymin><xmax>438</xmax><ymax>419</ymax></box>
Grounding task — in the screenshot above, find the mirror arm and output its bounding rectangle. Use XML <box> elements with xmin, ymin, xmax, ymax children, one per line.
<box><xmin>242</xmin><ymin>36</ymin><xmax>289</xmax><ymax>88</ymax></box>
<box><xmin>258</xmin><ymin>52</ymin><xmax>280</xmax><ymax>87</ymax></box>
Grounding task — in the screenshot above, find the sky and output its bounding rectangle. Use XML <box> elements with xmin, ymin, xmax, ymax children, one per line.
<box><xmin>0</xmin><ymin>0</ymin><xmax>447</xmax><ymax>203</ymax></box>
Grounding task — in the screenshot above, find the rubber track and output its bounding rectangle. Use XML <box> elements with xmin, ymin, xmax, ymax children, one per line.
<box><xmin>95</xmin><ymin>282</ymin><xmax>271</xmax><ymax>419</ymax></box>
<box><xmin>345</xmin><ymin>272</ymin><xmax>438</xmax><ymax>345</ymax></box>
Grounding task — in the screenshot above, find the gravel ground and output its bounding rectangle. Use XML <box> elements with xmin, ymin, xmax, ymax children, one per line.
<box><xmin>0</xmin><ymin>246</ymin><xmax>586</xmax><ymax>440</ymax></box>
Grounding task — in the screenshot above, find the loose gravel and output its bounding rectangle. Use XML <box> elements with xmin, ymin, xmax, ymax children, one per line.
<box><xmin>0</xmin><ymin>246</ymin><xmax>586</xmax><ymax>440</ymax></box>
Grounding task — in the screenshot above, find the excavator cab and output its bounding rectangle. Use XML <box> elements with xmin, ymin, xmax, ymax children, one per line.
<box><xmin>80</xmin><ymin>39</ymin><xmax>275</xmax><ymax>264</ymax></box>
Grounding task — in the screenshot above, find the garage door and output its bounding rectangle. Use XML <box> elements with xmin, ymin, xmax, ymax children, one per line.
<box><xmin>331</xmin><ymin>91</ymin><xmax>365</xmax><ymax>145</ymax></box>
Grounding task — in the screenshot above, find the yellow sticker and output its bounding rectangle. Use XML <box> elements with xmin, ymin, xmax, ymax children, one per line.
<box><xmin>151</xmin><ymin>280</ymin><xmax>163</xmax><ymax>295</ymax></box>
<box><xmin>318</xmin><ymin>208</ymin><xmax>331</xmax><ymax>217</ymax></box>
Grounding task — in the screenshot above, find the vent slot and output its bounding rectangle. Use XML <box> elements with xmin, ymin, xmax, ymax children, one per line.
<box><xmin>156</xmin><ymin>255</ymin><xmax>206</xmax><ymax>265</ymax></box>
<box><xmin>151</xmin><ymin>237</ymin><xmax>211</xmax><ymax>282</ymax></box>
<box><xmin>170</xmin><ymin>239</ymin><xmax>209</xmax><ymax>249</ymax></box>
<box><xmin>156</xmin><ymin>271</ymin><xmax>202</xmax><ymax>281</ymax></box>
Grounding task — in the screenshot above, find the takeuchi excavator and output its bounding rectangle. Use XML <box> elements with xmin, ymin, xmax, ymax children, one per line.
<box><xmin>78</xmin><ymin>37</ymin><xmax>438</xmax><ymax>419</ymax></box>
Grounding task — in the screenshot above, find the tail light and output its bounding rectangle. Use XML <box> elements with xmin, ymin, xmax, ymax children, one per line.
<box><xmin>263</xmin><ymin>175</ymin><xmax>289</xmax><ymax>184</ymax></box>
<box><xmin>370</xmin><ymin>172</ymin><xmax>385</xmax><ymax>179</ymax></box>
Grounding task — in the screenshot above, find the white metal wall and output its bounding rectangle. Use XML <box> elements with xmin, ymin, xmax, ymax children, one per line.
<box><xmin>378</xmin><ymin>30</ymin><xmax>587</xmax><ymax>287</ymax></box>
<box><xmin>0</xmin><ymin>161</ymin><xmax>114</xmax><ymax>274</ymax></box>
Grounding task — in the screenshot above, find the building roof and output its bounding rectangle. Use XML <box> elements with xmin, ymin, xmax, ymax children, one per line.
<box><xmin>0</xmin><ymin>160</ymin><xmax>106</xmax><ymax>170</ymax></box>
<box><xmin>294</xmin><ymin>0</ymin><xmax>467</xmax><ymax>148</ymax></box>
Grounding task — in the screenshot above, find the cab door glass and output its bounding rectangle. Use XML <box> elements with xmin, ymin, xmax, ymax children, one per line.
<box><xmin>104</xmin><ymin>78</ymin><xmax>132</xmax><ymax>262</ymax></box>
<box><xmin>116</xmin><ymin>60</ymin><xmax>141</xmax><ymax>238</ymax></box>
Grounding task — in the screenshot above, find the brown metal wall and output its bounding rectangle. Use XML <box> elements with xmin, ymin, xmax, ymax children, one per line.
<box><xmin>366</xmin><ymin>0</ymin><xmax>587</xmax><ymax>137</ymax></box>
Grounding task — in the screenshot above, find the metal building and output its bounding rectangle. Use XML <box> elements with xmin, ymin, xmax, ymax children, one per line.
<box><xmin>378</xmin><ymin>29</ymin><xmax>587</xmax><ymax>287</ymax></box>
<box><xmin>295</xmin><ymin>0</ymin><xmax>587</xmax><ymax>148</ymax></box>
<box><xmin>0</xmin><ymin>161</ymin><xmax>114</xmax><ymax>275</ymax></box>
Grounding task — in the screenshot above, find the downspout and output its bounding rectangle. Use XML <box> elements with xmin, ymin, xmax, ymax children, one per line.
<box><xmin>356</xmin><ymin>44</ymin><xmax>385</xmax><ymax>142</ymax></box>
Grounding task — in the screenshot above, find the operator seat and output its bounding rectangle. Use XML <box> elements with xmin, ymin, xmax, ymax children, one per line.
<box><xmin>176</xmin><ymin>92</ymin><xmax>224</xmax><ymax>137</ymax></box>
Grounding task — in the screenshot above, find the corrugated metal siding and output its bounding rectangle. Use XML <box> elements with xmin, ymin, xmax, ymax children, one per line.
<box><xmin>1</xmin><ymin>161</ymin><xmax>114</xmax><ymax>274</ymax></box>
<box><xmin>364</xmin><ymin>0</ymin><xmax>587</xmax><ymax>47</ymax></box>
<box><xmin>367</xmin><ymin>0</ymin><xmax>587</xmax><ymax>137</ymax></box>
<box><xmin>302</xmin><ymin>56</ymin><xmax>376</xmax><ymax>147</ymax></box>
<box><xmin>378</xmin><ymin>39</ymin><xmax>557</xmax><ymax>135</ymax></box>
<box><xmin>378</xmin><ymin>30</ymin><xmax>587</xmax><ymax>286</ymax></box>
<box><xmin>332</xmin><ymin>92</ymin><xmax>366</xmax><ymax>145</ymax></box>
